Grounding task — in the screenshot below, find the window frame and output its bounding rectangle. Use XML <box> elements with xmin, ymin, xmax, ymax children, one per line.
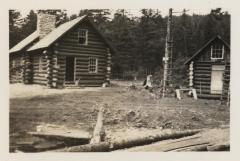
<box><xmin>211</xmin><ymin>44</ymin><xmax>224</xmax><ymax>60</ymax></box>
<box><xmin>88</xmin><ymin>57</ymin><xmax>98</xmax><ymax>73</ymax></box>
<box><xmin>78</xmin><ymin>29</ymin><xmax>88</xmax><ymax>45</ymax></box>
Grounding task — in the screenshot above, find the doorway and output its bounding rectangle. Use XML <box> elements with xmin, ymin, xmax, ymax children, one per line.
<box><xmin>210</xmin><ymin>65</ymin><xmax>225</xmax><ymax>94</ymax></box>
<box><xmin>65</xmin><ymin>57</ymin><xmax>75</xmax><ymax>82</ymax></box>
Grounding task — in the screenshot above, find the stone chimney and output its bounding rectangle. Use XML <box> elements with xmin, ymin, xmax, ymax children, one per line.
<box><xmin>37</xmin><ymin>12</ymin><xmax>56</xmax><ymax>39</ymax></box>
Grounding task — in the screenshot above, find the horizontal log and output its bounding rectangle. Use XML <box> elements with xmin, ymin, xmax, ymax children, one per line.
<box><xmin>67</xmin><ymin>31</ymin><xmax>103</xmax><ymax>40</ymax></box>
<box><xmin>75</xmin><ymin>62</ymin><xmax>106</xmax><ymax>67</ymax></box>
<box><xmin>33</xmin><ymin>77</ymin><xmax>47</xmax><ymax>81</ymax></box>
<box><xmin>57</xmin><ymin>49</ymin><xmax>107</xmax><ymax>58</ymax></box>
<box><xmin>57</xmin><ymin>47</ymin><xmax>106</xmax><ymax>55</ymax></box>
<box><xmin>77</xmin><ymin>80</ymin><xmax>105</xmax><ymax>84</ymax></box>
<box><xmin>194</xmin><ymin>77</ymin><xmax>211</xmax><ymax>81</ymax></box>
<box><xmin>76</xmin><ymin>57</ymin><xmax>107</xmax><ymax>63</ymax></box>
<box><xmin>75</xmin><ymin>73</ymin><xmax>105</xmax><ymax>77</ymax></box>
<box><xmin>59</xmin><ymin>38</ymin><xmax>106</xmax><ymax>46</ymax></box>
<box><xmin>194</xmin><ymin>63</ymin><xmax>211</xmax><ymax>67</ymax></box>
<box><xmin>196</xmin><ymin>89</ymin><xmax>211</xmax><ymax>94</ymax></box>
<box><xmin>194</xmin><ymin>74</ymin><xmax>211</xmax><ymax>78</ymax></box>
<box><xmin>194</xmin><ymin>85</ymin><xmax>210</xmax><ymax>89</ymax></box>
<box><xmin>193</xmin><ymin>81</ymin><xmax>211</xmax><ymax>85</ymax></box>
<box><xmin>57</xmin><ymin>73</ymin><xmax>65</xmax><ymax>77</ymax></box>
<box><xmin>195</xmin><ymin>61</ymin><xmax>225</xmax><ymax>64</ymax></box>
<box><xmin>33</xmin><ymin>80</ymin><xmax>47</xmax><ymax>85</ymax></box>
<box><xmin>75</xmin><ymin>68</ymin><xmax>106</xmax><ymax>73</ymax></box>
<box><xmin>194</xmin><ymin>66</ymin><xmax>211</xmax><ymax>70</ymax></box>
<box><xmin>33</xmin><ymin>73</ymin><xmax>47</xmax><ymax>77</ymax></box>
<box><xmin>62</xmin><ymin>35</ymin><xmax>103</xmax><ymax>44</ymax></box>
<box><xmin>194</xmin><ymin>70</ymin><xmax>211</xmax><ymax>74</ymax></box>
<box><xmin>58</xmin><ymin>51</ymin><xmax>107</xmax><ymax>58</ymax></box>
<box><xmin>58</xmin><ymin>42</ymin><xmax>106</xmax><ymax>50</ymax></box>
<box><xmin>57</xmin><ymin>44</ymin><xmax>107</xmax><ymax>53</ymax></box>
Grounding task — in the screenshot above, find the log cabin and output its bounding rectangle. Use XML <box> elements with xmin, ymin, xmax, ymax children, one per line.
<box><xmin>184</xmin><ymin>35</ymin><xmax>230</xmax><ymax>99</ymax></box>
<box><xmin>9</xmin><ymin>12</ymin><xmax>115</xmax><ymax>88</ymax></box>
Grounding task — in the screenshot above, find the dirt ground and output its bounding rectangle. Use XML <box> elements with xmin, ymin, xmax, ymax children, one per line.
<box><xmin>9</xmin><ymin>81</ymin><xmax>230</xmax><ymax>151</ymax></box>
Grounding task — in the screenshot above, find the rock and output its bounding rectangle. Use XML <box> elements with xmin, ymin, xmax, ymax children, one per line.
<box><xmin>127</xmin><ymin>110</ymin><xmax>136</xmax><ymax>117</ymax></box>
<box><xmin>192</xmin><ymin>116</ymin><xmax>200</xmax><ymax>121</ymax></box>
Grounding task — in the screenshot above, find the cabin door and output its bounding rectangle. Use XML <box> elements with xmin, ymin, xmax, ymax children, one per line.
<box><xmin>210</xmin><ymin>65</ymin><xmax>225</xmax><ymax>94</ymax></box>
<box><xmin>65</xmin><ymin>57</ymin><xmax>75</xmax><ymax>81</ymax></box>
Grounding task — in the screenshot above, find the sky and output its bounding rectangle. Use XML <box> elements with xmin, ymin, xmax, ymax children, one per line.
<box><xmin>17</xmin><ymin>8</ymin><xmax>228</xmax><ymax>21</ymax></box>
<box><xmin>14</xmin><ymin>0</ymin><xmax>232</xmax><ymax>18</ymax></box>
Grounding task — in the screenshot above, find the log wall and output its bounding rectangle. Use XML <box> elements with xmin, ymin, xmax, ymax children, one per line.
<box><xmin>32</xmin><ymin>53</ymin><xmax>47</xmax><ymax>85</ymax></box>
<box><xmin>54</xmin><ymin>19</ymin><xmax>108</xmax><ymax>87</ymax></box>
<box><xmin>193</xmin><ymin>61</ymin><xmax>213</xmax><ymax>95</ymax></box>
<box><xmin>9</xmin><ymin>54</ymin><xmax>24</xmax><ymax>83</ymax></box>
<box><xmin>56</xmin><ymin>55</ymin><xmax>66</xmax><ymax>87</ymax></box>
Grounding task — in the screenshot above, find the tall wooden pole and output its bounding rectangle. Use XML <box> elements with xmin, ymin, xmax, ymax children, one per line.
<box><xmin>162</xmin><ymin>8</ymin><xmax>173</xmax><ymax>97</ymax></box>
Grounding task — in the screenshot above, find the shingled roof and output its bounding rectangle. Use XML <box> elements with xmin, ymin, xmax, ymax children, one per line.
<box><xmin>10</xmin><ymin>15</ymin><xmax>116</xmax><ymax>54</ymax></box>
<box><xmin>184</xmin><ymin>35</ymin><xmax>230</xmax><ymax>65</ymax></box>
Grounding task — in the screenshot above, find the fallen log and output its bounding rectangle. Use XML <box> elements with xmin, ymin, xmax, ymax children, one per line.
<box><xmin>90</xmin><ymin>104</ymin><xmax>106</xmax><ymax>144</ymax></box>
<box><xmin>28</xmin><ymin>132</ymin><xmax>90</xmax><ymax>145</ymax></box>
<box><xmin>168</xmin><ymin>143</ymin><xmax>209</xmax><ymax>152</ymax></box>
<box><xmin>207</xmin><ymin>143</ymin><xmax>230</xmax><ymax>151</ymax></box>
<box><xmin>53</xmin><ymin>129</ymin><xmax>201</xmax><ymax>152</ymax></box>
<box><xmin>53</xmin><ymin>142</ymin><xmax>111</xmax><ymax>152</ymax></box>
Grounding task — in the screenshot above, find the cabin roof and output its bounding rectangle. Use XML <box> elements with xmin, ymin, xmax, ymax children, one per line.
<box><xmin>9</xmin><ymin>31</ymin><xmax>39</xmax><ymax>54</ymax></box>
<box><xmin>10</xmin><ymin>15</ymin><xmax>116</xmax><ymax>54</ymax></box>
<box><xmin>184</xmin><ymin>35</ymin><xmax>230</xmax><ymax>65</ymax></box>
<box><xmin>27</xmin><ymin>16</ymin><xmax>86</xmax><ymax>52</ymax></box>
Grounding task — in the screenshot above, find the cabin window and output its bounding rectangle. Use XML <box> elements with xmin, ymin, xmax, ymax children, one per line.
<box><xmin>39</xmin><ymin>56</ymin><xmax>43</xmax><ymax>71</ymax></box>
<box><xmin>78</xmin><ymin>29</ymin><xmax>88</xmax><ymax>45</ymax></box>
<box><xmin>89</xmin><ymin>57</ymin><xmax>98</xmax><ymax>73</ymax></box>
<box><xmin>211</xmin><ymin>45</ymin><xmax>224</xmax><ymax>60</ymax></box>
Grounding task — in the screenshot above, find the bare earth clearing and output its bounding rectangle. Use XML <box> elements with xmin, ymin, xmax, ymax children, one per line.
<box><xmin>9</xmin><ymin>81</ymin><xmax>230</xmax><ymax>152</ymax></box>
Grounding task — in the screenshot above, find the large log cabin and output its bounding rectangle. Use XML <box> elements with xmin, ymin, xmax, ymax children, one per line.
<box><xmin>9</xmin><ymin>13</ymin><xmax>115</xmax><ymax>88</ymax></box>
<box><xmin>184</xmin><ymin>36</ymin><xmax>230</xmax><ymax>99</ymax></box>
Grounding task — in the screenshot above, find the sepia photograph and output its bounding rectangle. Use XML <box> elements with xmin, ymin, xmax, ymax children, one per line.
<box><xmin>8</xmin><ymin>7</ymin><xmax>231</xmax><ymax>153</ymax></box>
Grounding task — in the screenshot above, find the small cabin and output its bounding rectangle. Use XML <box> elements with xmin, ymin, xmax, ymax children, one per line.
<box><xmin>9</xmin><ymin>12</ymin><xmax>115</xmax><ymax>88</ymax></box>
<box><xmin>184</xmin><ymin>36</ymin><xmax>230</xmax><ymax>99</ymax></box>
